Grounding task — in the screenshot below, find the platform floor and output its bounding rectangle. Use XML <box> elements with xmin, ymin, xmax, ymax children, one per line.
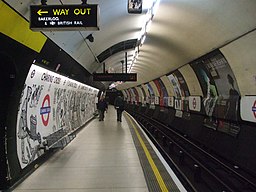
<box><xmin>13</xmin><ymin>106</ymin><xmax>184</xmax><ymax>192</ymax></box>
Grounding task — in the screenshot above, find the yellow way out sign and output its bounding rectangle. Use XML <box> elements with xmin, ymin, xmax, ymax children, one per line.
<box><xmin>30</xmin><ymin>4</ymin><xmax>99</xmax><ymax>31</ymax></box>
<box><xmin>36</xmin><ymin>8</ymin><xmax>92</xmax><ymax>16</ymax></box>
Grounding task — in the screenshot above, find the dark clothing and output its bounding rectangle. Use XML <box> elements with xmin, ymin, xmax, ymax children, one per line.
<box><xmin>114</xmin><ymin>96</ymin><xmax>125</xmax><ymax>122</ymax></box>
<box><xmin>97</xmin><ymin>99</ymin><xmax>108</xmax><ymax>111</ymax></box>
<box><xmin>98</xmin><ymin>110</ymin><xmax>105</xmax><ymax>121</ymax></box>
<box><xmin>114</xmin><ymin>96</ymin><xmax>125</xmax><ymax>111</ymax></box>
<box><xmin>97</xmin><ymin>99</ymin><xmax>108</xmax><ymax>121</ymax></box>
<box><xmin>116</xmin><ymin>109</ymin><xmax>123</xmax><ymax>122</ymax></box>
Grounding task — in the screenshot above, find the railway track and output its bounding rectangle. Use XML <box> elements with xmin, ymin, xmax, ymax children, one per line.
<box><xmin>128</xmin><ymin>109</ymin><xmax>256</xmax><ymax>192</ymax></box>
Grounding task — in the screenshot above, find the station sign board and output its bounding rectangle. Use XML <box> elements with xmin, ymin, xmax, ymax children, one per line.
<box><xmin>240</xmin><ymin>96</ymin><xmax>256</xmax><ymax>123</ymax></box>
<box><xmin>93</xmin><ymin>73</ymin><xmax>137</xmax><ymax>81</ymax></box>
<box><xmin>189</xmin><ymin>96</ymin><xmax>201</xmax><ymax>112</ymax></box>
<box><xmin>30</xmin><ymin>4</ymin><xmax>99</xmax><ymax>31</ymax></box>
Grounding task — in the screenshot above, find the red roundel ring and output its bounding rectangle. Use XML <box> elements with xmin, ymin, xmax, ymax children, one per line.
<box><xmin>40</xmin><ymin>94</ymin><xmax>51</xmax><ymax>126</ymax></box>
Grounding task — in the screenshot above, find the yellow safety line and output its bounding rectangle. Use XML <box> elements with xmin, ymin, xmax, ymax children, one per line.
<box><xmin>126</xmin><ymin>114</ymin><xmax>169</xmax><ymax>192</ymax></box>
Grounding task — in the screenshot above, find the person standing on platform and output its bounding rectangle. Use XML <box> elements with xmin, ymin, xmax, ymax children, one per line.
<box><xmin>97</xmin><ymin>96</ymin><xmax>108</xmax><ymax>121</ymax></box>
<box><xmin>114</xmin><ymin>94</ymin><xmax>125</xmax><ymax>122</ymax></box>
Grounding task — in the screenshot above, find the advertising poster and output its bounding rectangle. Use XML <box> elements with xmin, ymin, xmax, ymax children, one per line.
<box><xmin>167</xmin><ymin>70</ymin><xmax>190</xmax><ymax>113</ymax></box>
<box><xmin>135</xmin><ymin>87</ymin><xmax>142</xmax><ymax>103</ymax></box>
<box><xmin>190</xmin><ymin>50</ymin><xmax>240</xmax><ymax>135</ymax></box>
<box><xmin>190</xmin><ymin>50</ymin><xmax>240</xmax><ymax>120</ymax></box>
<box><xmin>129</xmin><ymin>88</ymin><xmax>135</xmax><ymax>103</ymax></box>
<box><xmin>126</xmin><ymin>89</ymin><xmax>132</xmax><ymax>103</ymax></box>
<box><xmin>189</xmin><ymin>62</ymin><xmax>218</xmax><ymax>117</ymax></box>
<box><xmin>131</xmin><ymin>87</ymin><xmax>139</xmax><ymax>104</ymax></box>
<box><xmin>138</xmin><ymin>85</ymin><xmax>147</xmax><ymax>105</ymax></box>
<box><xmin>153</xmin><ymin>79</ymin><xmax>168</xmax><ymax>107</ymax></box>
<box><xmin>142</xmin><ymin>84</ymin><xmax>150</xmax><ymax>104</ymax></box>
<box><xmin>146</xmin><ymin>83</ymin><xmax>155</xmax><ymax>104</ymax></box>
<box><xmin>167</xmin><ymin>70</ymin><xmax>190</xmax><ymax>98</ymax></box>
<box><xmin>16</xmin><ymin>64</ymin><xmax>98</xmax><ymax>169</ymax></box>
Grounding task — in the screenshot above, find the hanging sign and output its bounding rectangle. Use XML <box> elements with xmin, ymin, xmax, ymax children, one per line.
<box><xmin>93</xmin><ymin>73</ymin><xmax>137</xmax><ymax>81</ymax></box>
<box><xmin>128</xmin><ymin>0</ymin><xmax>142</xmax><ymax>14</ymax></box>
<box><xmin>30</xmin><ymin>4</ymin><xmax>99</xmax><ymax>31</ymax></box>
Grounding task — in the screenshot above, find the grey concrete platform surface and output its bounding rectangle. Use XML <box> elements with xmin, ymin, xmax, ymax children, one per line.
<box><xmin>13</xmin><ymin>106</ymin><xmax>148</xmax><ymax>192</ymax></box>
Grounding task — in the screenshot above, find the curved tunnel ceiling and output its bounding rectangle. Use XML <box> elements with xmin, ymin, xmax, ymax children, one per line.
<box><xmin>6</xmin><ymin>0</ymin><xmax>256</xmax><ymax>90</ymax></box>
